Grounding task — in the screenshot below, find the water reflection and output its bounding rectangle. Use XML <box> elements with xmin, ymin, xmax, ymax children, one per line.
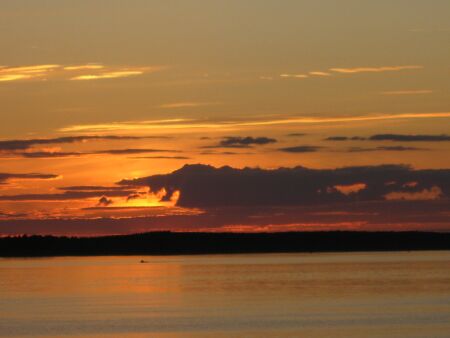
<box><xmin>0</xmin><ymin>252</ymin><xmax>449</xmax><ymax>337</ymax></box>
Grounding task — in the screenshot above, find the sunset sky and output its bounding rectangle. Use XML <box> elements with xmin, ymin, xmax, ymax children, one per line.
<box><xmin>1</xmin><ymin>1</ymin><xmax>449</xmax><ymax>235</ymax></box>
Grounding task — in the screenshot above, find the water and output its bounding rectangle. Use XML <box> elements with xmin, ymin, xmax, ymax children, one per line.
<box><xmin>1</xmin><ymin>252</ymin><xmax>449</xmax><ymax>337</ymax></box>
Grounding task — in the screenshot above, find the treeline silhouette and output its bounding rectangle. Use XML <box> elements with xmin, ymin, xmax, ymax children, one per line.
<box><xmin>1</xmin><ymin>231</ymin><xmax>449</xmax><ymax>257</ymax></box>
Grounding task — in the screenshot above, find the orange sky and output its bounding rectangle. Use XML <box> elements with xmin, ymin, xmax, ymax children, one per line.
<box><xmin>0</xmin><ymin>1</ymin><xmax>449</xmax><ymax>235</ymax></box>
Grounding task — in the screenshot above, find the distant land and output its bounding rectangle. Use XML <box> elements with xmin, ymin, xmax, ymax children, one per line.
<box><xmin>1</xmin><ymin>231</ymin><xmax>449</xmax><ymax>257</ymax></box>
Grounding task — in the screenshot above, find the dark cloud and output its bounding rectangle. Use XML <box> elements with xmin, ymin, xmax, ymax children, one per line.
<box><xmin>58</xmin><ymin>186</ymin><xmax>133</xmax><ymax>191</ymax></box>
<box><xmin>325</xmin><ymin>136</ymin><xmax>366</xmax><ymax>141</ymax></box>
<box><xmin>348</xmin><ymin>146</ymin><xmax>425</xmax><ymax>152</ymax></box>
<box><xmin>20</xmin><ymin>152</ymin><xmax>83</xmax><ymax>158</ymax></box>
<box><xmin>118</xmin><ymin>164</ymin><xmax>450</xmax><ymax>208</ymax></box>
<box><xmin>279</xmin><ymin>146</ymin><xmax>323</xmax><ymax>153</ymax></box>
<box><xmin>130</xmin><ymin>156</ymin><xmax>191</xmax><ymax>160</ymax></box>
<box><xmin>325</xmin><ymin>134</ymin><xmax>450</xmax><ymax>142</ymax></box>
<box><xmin>286</xmin><ymin>133</ymin><xmax>307</xmax><ymax>137</ymax></box>
<box><xmin>204</xmin><ymin>136</ymin><xmax>277</xmax><ymax>149</ymax></box>
<box><xmin>1</xmin><ymin>200</ymin><xmax>449</xmax><ymax>236</ymax></box>
<box><xmin>0</xmin><ymin>173</ymin><xmax>59</xmax><ymax>184</ymax></box>
<box><xmin>200</xmin><ymin>151</ymin><xmax>254</xmax><ymax>155</ymax></box>
<box><xmin>95</xmin><ymin>148</ymin><xmax>179</xmax><ymax>155</ymax></box>
<box><xmin>0</xmin><ymin>189</ymin><xmax>136</xmax><ymax>201</ymax></box>
<box><xmin>369</xmin><ymin>134</ymin><xmax>450</xmax><ymax>142</ymax></box>
<box><xmin>0</xmin><ymin>135</ymin><xmax>167</xmax><ymax>151</ymax></box>
<box><xmin>1</xmin><ymin>149</ymin><xmax>181</xmax><ymax>158</ymax></box>
<box><xmin>98</xmin><ymin>196</ymin><xmax>113</xmax><ymax>207</ymax></box>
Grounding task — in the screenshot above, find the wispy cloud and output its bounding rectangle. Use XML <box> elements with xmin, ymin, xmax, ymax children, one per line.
<box><xmin>329</xmin><ymin>65</ymin><xmax>423</xmax><ymax>74</ymax></box>
<box><xmin>277</xmin><ymin>65</ymin><xmax>423</xmax><ymax>81</ymax></box>
<box><xmin>348</xmin><ymin>146</ymin><xmax>424</xmax><ymax>152</ymax></box>
<box><xmin>58</xmin><ymin>112</ymin><xmax>450</xmax><ymax>134</ymax></box>
<box><xmin>63</xmin><ymin>64</ymin><xmax>104</xmax><ymax>71</ymax></box>
<box><xmin>0</xmin><ymin>173</ymin><xmax>59</xmax><ymax>184</ymax></box>
<box><xmin>381</xmin><ymin>90</ymin><xmax>433</xmax><ymax>96</ymax></box>
<box><xmin>309</xmin><ymin>71</ymin><xmax>331</xmax><ymax>77</ymax></box>
<box><xmin>205</xmin><ymin>136</ymin><xmax>277</xmax><ymax>149</ymax></box>
<box><xmin>280</xmin><ymin>73</ymin><xmax>308</xmax><ymax>79</ymax></box>
<box><xmin>0</xmin><ymin>135</ymin><xmax>161</xmax><ymax>151</ymax></box>
<box><xmin>326</xmin><ymin>133</ymin><xmax>450</xmax><ymax>142</ymax></box>
<box><xmin>158</xmin><ymin>102</ymin><xmax>220</xmax><ymax>109</ymax></box>
<box><xmin>279</xmin><ymin>145</ymin><xmax>323</xmax><ymax>153</ymax></box>
<box><xmin>0</xmin><ymin>64</ymin><xmax>60</xmax><ymax>82</ymax></box>
<box><xmin>70</xmin><ymin>70</ymin><xmax>144</xmax><ymax>81</ymax></box>
<box><xmin>0</xmin><ymin>64</ymin><xmax>165</xmax><ymax>83</ymax></box>
<box><xmin>59</xmin><ymin>119</ymin><xmax>196</xmax><ymax>133</ymax></box>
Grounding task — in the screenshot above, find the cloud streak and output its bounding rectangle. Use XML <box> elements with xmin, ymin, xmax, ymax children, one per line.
<box><xmin>278</xmin><ymin>65</ymin><xmax>423</xmax><ymax>80</ymax></box>
<box><xmin>348</xmin><ymin>146</ymin><xmax>425</xmax><ymax>152</ymax></box>
<box><xmin>158</xmin><ymin>102</ymin><xmax>220</xmax><ymax>109</ymax></box>
<box><xmin>370</xmin><ymin>134</ymin><xmax>450</xmax><ymax>142</ymax></box>
<box><xmin>0</xmin><ymin>135</ymin><xmax>167</xmax><ymax>152</ymax></box>
<box><xmin>0</xmin><ymin>64</ymin><xmax>165</xmax><ymax>83</ymax></box>
<box><xmin>326</xmin><ymin>134</ymin><xmax>450</xmax><ymax>142</ymax></box>
<box><xmin>217</xmin><ymin>136</ymin><xmax>277</xmax><ymax>148</ymax></box>
<box><xmin>279</xmin><ymin>146</ymin><xmax>323</xmax><ymax>153</ymax></box>
<box><xmin>329</xmin><ymin>65</ymin><xmax>423</xmax><ymax>74</ymax></box>
<box><xmin>3</xmin><ymin>148</ymin><xmax>181</xmax><ymax>159</ymax></box>
<box><xmin>58</xmin><ymin>112</ymin><xmax>450</xmax><ymax>134</ymax></box>
<box><xmin>0</xmin><ymin>173</ymin><xmax>59</xmax><ymax>184</ymax></box>
<box><xmin>381</xmin><ymin>90</ymin><xmax>433</xmax><ymax>96</ymax></box>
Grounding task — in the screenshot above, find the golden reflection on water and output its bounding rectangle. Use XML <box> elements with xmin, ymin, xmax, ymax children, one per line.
<box><xmin>0</xmin><ymin>252</ymin><xmax>450</xmax><ymax>337</ymax></box>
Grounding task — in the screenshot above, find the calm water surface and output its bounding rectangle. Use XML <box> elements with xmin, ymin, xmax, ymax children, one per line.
<box><xmin>1</xmin><ymin>251</ymin><xmax>449</xmax><ymax>337</ymax></box>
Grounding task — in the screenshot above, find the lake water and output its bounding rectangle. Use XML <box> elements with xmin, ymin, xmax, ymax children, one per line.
<box><xmin>1</xmin><ymin>252</ymin><xmax>449</xmax><ymax>337</ymax></box>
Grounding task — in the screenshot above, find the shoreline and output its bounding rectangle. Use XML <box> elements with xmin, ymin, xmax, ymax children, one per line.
<box><xmin>1</xmin><ymin>231</ymin><xmax>449</xmax><ymax>258</ymax></box>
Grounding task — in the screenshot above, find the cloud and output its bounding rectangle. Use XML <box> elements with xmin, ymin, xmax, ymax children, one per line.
<box><xmin>325</xmin><ymin>134</ymin><xmax>450</xmax><ymax>142</ymax></box>
<box><xmin>280</xmin><ymin>74</ymin><xmax>308</xmax><ymax>79</ymax></box>
<box><xmin>0</xmin><ymin>64</ymin><xmax>60</xmax><ymax>82</ymax></box>
<box><xmin>325</xmin><ymin>136</ymin><xmax>366</xmax><ymax>141</ymax></box>
<box><xmin>0</xmin><ymin>64</ymin><xmax>165</xmax><ymax>83</ymax></box>
<box><xmin>0</xmin><ymin>135</ymin><xmax>160</xmax><ymax>151</ymax></box>
<box><xmin>333</xmin><ymin>183</ymin><xmax>367</xmax><ymax>196</ymax></box>
<box><xmin>158</xmin><ymin>102</ymin><xmax>220</xmax><ymax>109</ymax></box>
<box><xmin>4</xmin><ymin>149</ymin><xmax>181</xmax><ymax>159</ymax></box>
<box><xmin>385</xmin><ymin>186</ymin><xmax>443</xmax><ymax>201</ymax></box>
<box><xmin>381</xmin><ymin>90</ymin><xmax>433</xmax><ymax>96</ymax></box>
<box><xmin>131</xmin><ymin>156</ymin><xmax>191</xmax><ymax>160</ymax></box>
<box><xmin>348</xmin><ymin>146</ymin><xmax>425</xmax><ymax>152</ymax></box>
<box><xmin>58</xmin><ymin>112</ymin><xmax>450</xmax><ymax>134</ymax></box>
<box><xmin>95</xmin><ymin>148</ymin><xmax>179</xmax><ymax>155</ymax></box>
<box><xmin>329</xmin><ymin>65</ymin><xmax>423</xmax><ymax>74</ymax></box>
<box><xmin>118</xmin><ymin>164</ymin><xmax>450</xmax><ymax>208</ymax></box>
<box><xmin>0</xmin><ymin>188</ymin><xmax>136</xmax><ymax>201</ymax></box>
<box><xmin>218</xmin><ymin>136</ymin><xmax>277</xmax><ymax>148</ymax></box>
<box><xmin>70</xmin><ymin>71</ymin><xmax>144</xmax><ymax>81</ymax></box>
<box><xmin>309</xmin><ymin>71</ymin><xmax>331</xmax><ymax>77</ymax></box>
<box><xmin>18</xmin><ymin>152</ymin><xmax>83</xmax><ymax>158</ymax></box>
<box><xmin>63</xmin><ymin>64</ymin><xmax>105</xmax><ymax>71</ymax></box>
<box><xmin>369</xmin><ymin>134</ymin><xmax>450</xmax><ymax>142</ymax></box>
<box><xmin>200</xmin><ymin>151</ymin><xmax>253</xmax><ymax>156</ymax></box>
<box><xmin>1</xmin><ymin>199</ymin><xmax>450</xmax><ymax>235</ymax></box>
<box><xmin>58</xmin><ymin>186</ymin><xmax>132</xmax><ymax>192</ymax></box>
<box><xmin>98</xmin><ymin>196</ymin><xmax>113</xmax><ymax>207</ymax></box>
<box><xmin>286</xmin><ymin>133</ymin><xmax>307</xmax><ymax>137</ymax></box>
<box><xmin>276</xmin><ymin>65</ymin><xmax>423</xmax><ymax>82</ymax></box>
<box><xmin>239</xmin><ymin>113</ymin><xmax>450</xmax><ymax>127</ymax></box>
<box><xmin>279</xmin><ymin>146</ymin><xmax>323</xmax><ymax>153</ymax></box>
<box><xmin>0</xmin><ymin>173</ymin><xmax>59</xmax><ymax>184</ymax></box>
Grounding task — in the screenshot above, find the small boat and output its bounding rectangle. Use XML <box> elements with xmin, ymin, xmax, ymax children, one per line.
<box><xmin>140</xmin><ymin>260</ymin><xmax>149</xmax><ymax>264</ymax></box>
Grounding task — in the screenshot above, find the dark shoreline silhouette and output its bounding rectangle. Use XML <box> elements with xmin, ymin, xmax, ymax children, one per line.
<box><xmin>1</xmin><ymin>231</ymin><xmax>449</xmax><ymax>257</ymax></box>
